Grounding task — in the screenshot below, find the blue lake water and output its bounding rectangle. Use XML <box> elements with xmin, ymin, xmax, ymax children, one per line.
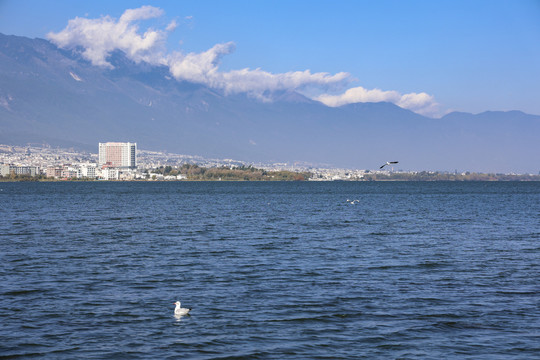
<box><xmin>1</xmin><ymin>181</ymin><xmax>539</xmax><ymax>359</ymax></box>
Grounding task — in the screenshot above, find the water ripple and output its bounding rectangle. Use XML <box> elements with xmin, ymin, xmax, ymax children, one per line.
<box><xmin>1</xmin><ymin>182</ymin><xmax>539</xmax><ymax>359</ymax></box>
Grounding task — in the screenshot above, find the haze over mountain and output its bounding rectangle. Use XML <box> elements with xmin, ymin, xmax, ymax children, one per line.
<box><xmin>1</xmin><ymin>33</ymin><xmax>539</xmax><ymax>173</ymax></box>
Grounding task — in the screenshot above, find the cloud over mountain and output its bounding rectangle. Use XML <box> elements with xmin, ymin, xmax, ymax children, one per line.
<box><xmin>167</xmin><ymin>42</ymin><xmax>349</xmax><ymax>99</ymax></box>
<box><xmin>316</xmin><ymin>86</ymin><xmax>440</xmax><ymax>117</ymax></box>
<box><xmin>47</xmin><ymin>5</ymin><xmax>439</xmax><ymax>114</ymax></box>
<box><xmin>47</xmin><ymin>5</ymin><xmax>171</xmax><ymax>68</ymax></box>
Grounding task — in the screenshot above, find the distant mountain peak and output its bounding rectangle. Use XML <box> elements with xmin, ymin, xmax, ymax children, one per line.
<box><xmin>270</xmin><ymin>90</ymin><xmax>317</xmax><ymax>104</ymax></box>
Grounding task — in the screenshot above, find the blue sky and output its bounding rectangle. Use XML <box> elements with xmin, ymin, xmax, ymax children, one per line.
<box><xmin>1</xmin><ymin>0</ymin><xmax>539</xmax><ymax>116</ymax></box>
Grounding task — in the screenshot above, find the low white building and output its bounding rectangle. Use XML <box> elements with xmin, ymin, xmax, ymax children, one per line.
<box><xmin>80</xmin><ymin>164</ymin><xmax>98</xmax><ymax>179</ymax></box>
<box><xmin>101</xmin><ymin>167</ymin><xmax>119</xmax><ymax>180</ymax></box>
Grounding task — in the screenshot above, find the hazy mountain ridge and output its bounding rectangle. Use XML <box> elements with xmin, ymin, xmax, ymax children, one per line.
<box><xmin>1</xmin><ymin>33</ymin><xmax>539</xmax><ymax>173</ymax></box>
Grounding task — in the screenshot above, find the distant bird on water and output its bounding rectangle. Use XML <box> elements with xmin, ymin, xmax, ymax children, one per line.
<box><xmin>380</xmin><ymin>161</ymin><xmax>399</xmax><ymax>169</ymax></box>
<box><xmin>174</xmin><ymin>301</ymin><xmax>192</xmax><ymax>317</ymax></box>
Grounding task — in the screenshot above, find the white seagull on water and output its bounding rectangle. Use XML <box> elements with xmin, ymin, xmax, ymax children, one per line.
<box><xmin>380</xmin><ymin>161</ymin><xmax>399</xmax><ymax>169</ymax></box>
<box><xmin>174</xmin><ymin>301</ymin><xmax>192</xmax><ymax>317</ymax></box>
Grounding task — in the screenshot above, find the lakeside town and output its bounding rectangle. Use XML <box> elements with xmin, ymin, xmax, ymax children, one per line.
<box><xmin>1</xmin><ymin>143</ymin><xmax>539</xmax><ymax>181</ymax></box>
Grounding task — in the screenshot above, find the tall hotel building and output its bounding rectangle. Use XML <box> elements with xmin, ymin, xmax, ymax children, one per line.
<box><xmin>98</xmin><ymin>142</ymin><xmax>137</xmax><ymax>169</ymax></box>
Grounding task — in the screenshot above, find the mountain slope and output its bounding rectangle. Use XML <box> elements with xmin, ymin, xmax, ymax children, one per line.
<box><xmin>1</xmin><ymin>33</ymin><xmax>539</xmax><ymax>173</ymax></box>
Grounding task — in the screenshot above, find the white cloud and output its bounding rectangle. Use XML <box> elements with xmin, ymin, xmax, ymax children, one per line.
<box><xmin>219</xmin><ymin>69</ymin><xmax>350</xmax><ymax>98</ymax></box>
<box><xmin>316</xmin><ymin>86</ymin><xmax>440</xmax><ymax>117</ymax></box>
<box><xmin>316</xmin><ymin>87</ymin><xmax>400</xmax><ymax>106</ymax></box>
<box><xmin>165</xmin><ymin>19</ymin><xmax>178</xmax><ymax>32</ymax></box>
<box><xmin>47</xmin><ymin>5</ymin><xmax>172</xmax><ymax>68</ymax></box>
<box><xmin>396</xmin><ymin>92</ymin><xmax>439</xmax><ymax>116</ymax></box>
<box><xmin>119</xmin><ymin>5</ymin><xmax>164</xmax><ymax>22</ymax></box>
<box><xmin>166</xmin><ymin>42</ymin><xmax>349</xmax><ymax>99</ymax></box>
<box><xmin>168</xmin><ymin>47</ymin><xmax>349</xmax><ymax>98</ymax></box>
<box><xmin>47</xmin><ymin>6</ymin><xmax>442</xmax><ymax>116</ymax></box>
<box><xmin>48</xmin><ymin>6</ymin><xmax>349</xmax><ymax>97</ymax></box>
<box><xmin>167</xmin><ymin>42</ymin><xmax>237</xmax><ymax>85</ymax></box>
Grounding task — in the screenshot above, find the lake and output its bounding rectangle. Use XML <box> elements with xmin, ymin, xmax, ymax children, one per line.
<box><xmin>1</xmin><ymin>181</ymin><xmax>539</xmax><ymax>359</ymax></box>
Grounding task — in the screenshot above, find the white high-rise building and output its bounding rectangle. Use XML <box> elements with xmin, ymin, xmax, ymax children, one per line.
<box><xmin>98</xmin><ymin>142</ymin><xmax>137</xmax><ymax>169</ymax></box>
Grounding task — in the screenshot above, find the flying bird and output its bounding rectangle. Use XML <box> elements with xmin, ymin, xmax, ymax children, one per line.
<box><xmin>174</xmin><ymin>301</ymin><xmax>192</xmax><ymax>317</ymax></box>
<box><xmin>380</xmin><ymin>161</ymin><xmax>399</xmax><ymax>169</ymax></box>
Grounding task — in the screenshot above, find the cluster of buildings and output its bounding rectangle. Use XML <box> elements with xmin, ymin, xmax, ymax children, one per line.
<box><xmin>46</xmin><ymin>142</ymin><xmax>138</xmax><ymax>180</ymax></box>
<box><xmin>307</xmin><ymin>168</ymin><xmax>368</xmax><ymax>181</ymax></box>
<box><xmin>0</xmin><ymin>142</ymin><xmax>194</xmax><ymax>180</ymax></box>
<box><xmin>0</xmin><ymin>164</ymin><xmax>40</xmax><ymax>178</ymax></box>
<box><xmin>0</xmin><ymin>141</ymin><xmax>387</xmax><ymax>181</ymax></box>
<box><xmin>0</xmin><ymin>142</ymin><xmax>141</xmax><ymax>180</ymax></box>
<box><xmin>0</xmin><ymin>142</ymin><xmax>254</xmax><ymax>180</ymax></box>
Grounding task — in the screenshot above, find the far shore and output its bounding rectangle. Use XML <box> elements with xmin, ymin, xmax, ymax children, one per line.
<box><xmin>2</xmin><ymin>172</ymin><xmax>540</xmax><ymax>182</ymax></box>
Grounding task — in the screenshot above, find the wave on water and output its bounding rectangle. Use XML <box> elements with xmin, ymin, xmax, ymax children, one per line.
<box><xmin>1</xmin><ymin>182</ymin><xmax>539</xmax><ymax>358</ymax></box>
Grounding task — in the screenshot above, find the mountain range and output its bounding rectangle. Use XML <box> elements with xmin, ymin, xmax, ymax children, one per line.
<box><xmin>1</xmin><ymin>33</ymin><xmax>539</xmax><ymax>173</ymax></box>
